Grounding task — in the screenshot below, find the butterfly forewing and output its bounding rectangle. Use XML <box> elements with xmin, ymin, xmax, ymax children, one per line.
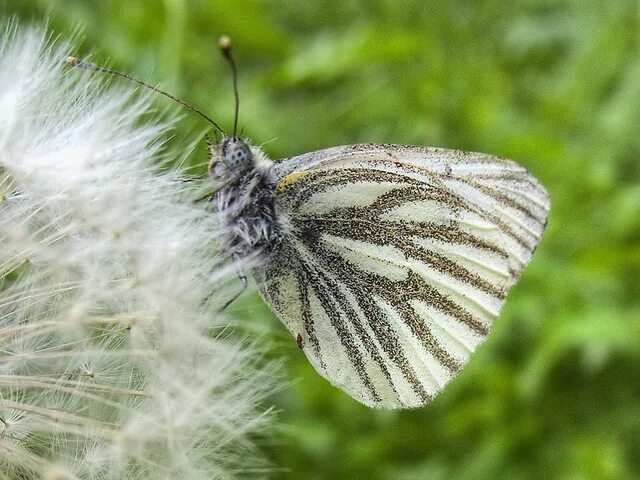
<box><xmin>254</xmin><ymin>144</ymin><xmax>549</xmax><ymax>408</ymax></box>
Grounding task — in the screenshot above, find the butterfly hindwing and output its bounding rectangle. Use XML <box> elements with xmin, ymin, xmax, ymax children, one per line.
<box><xmin>253</xmin><ymin>144</ymin><xmax>549</xmax><ymax>408</ymax></box>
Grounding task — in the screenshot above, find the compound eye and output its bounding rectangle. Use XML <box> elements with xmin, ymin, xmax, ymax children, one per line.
<box><xmin>223</xmin><ymin>140</ymin><xmax>253</xmax><ymax>169</ymax></box>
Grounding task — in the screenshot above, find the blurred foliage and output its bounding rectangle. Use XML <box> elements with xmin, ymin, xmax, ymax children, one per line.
<box><xmin>2</xmin><ymin>0</ymin><xmax>639</xmax><ymax>478</ymax></box>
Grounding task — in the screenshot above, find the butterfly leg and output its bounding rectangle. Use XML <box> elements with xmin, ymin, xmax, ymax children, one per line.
<box><xmin>190</xmin><ymin>187</ymin><xmax>216</xmax><ymax>204</ymax></box>
<box><xmin>218</xmin><ymin>254</ymin><xmax>248</xmax><ymax>311</ymax></box>
<box><xmin>195</xmin><ymin>185</ymin><xmax>225</xmax><ymax>206</ymax></box>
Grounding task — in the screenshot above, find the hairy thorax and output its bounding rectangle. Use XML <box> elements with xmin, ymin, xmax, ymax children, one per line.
<box><xmin>210</xmin><ymin>149</ymin><xmax>282</xmax><ymax>261</ymax></box>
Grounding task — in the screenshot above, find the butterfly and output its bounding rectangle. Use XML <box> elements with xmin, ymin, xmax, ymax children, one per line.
<box><xmin>211</xmin><ymin>139</ymin><xmax>549</xmax><ymax>409</ymax></box>
<box><xmin>69</xmin><ymin>37</ymin><xmax>550</xmax><ymax>409</ymax></box>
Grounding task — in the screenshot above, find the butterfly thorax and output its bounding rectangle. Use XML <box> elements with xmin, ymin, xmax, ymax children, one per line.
<box><xmin>208</xmin><ymin>138</ymin><xmax>281</xmax><ymax>260</ymax></box>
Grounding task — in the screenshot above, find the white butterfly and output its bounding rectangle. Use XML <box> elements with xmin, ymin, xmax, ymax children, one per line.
<box><xmin>69</xmin><ymin>39</ymin><xmax>550</xmax><ymax>409</ymax></box>
<box><xmin>210</xmin><ymin>140</ymin><xmax>549</xmax><ymax>409</ymax></box>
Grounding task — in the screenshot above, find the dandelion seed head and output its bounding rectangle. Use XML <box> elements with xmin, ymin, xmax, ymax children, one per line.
<box><xmin>0</xmin><ymin>24</ymin><xmax>274</xmax><ymax>479</ymax></box>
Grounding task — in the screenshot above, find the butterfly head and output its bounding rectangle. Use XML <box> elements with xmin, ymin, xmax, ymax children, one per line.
<box><xmin>222</xmin><ymin>137</ymin><xmax>253</xmax><ymax>169</ymax></box>
<box><xmin>208</xmin><ymin>136</ymin><xmax>255</xmax><ymax>178</ymax></box>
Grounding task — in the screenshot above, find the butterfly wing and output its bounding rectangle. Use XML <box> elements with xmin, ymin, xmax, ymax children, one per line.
<box><xmin>254</xmin><ymin>144</ymin><xmax>549</xmax><ymax>408</ymax></box>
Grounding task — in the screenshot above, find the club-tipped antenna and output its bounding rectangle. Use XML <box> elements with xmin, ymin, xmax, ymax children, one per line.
<box><xmin>65</xmin><ymin>56</ymin><xmax>226</xmax><ymax>136</ymax></box>
<box><xmin>218</xmin><ymin>36</ymin><xmax>239</xmax><ymax>139</ymax></box>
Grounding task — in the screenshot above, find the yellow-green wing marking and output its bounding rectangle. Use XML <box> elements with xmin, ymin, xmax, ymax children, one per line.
<box><xmin>254</xmin><ymin>144</ymin><xmax>549</xmax><ymax>408</ymax></box>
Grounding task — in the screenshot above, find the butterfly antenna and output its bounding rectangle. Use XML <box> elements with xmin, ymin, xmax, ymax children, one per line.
<box><xmin>218</xmin><ymin>36</ymin><xmax>239</xmax><ymax>139</ymax></box>
<box><xmin>65</xmin><ymin>56</ymin><xmax>226</xmax><ymax>136</ymax></box>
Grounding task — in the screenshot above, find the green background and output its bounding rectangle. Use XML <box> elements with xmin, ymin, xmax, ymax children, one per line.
<box><xmin>2</xmin><ymin>1</ymin><xmax>639</xmax><ymax>478</ymax></box>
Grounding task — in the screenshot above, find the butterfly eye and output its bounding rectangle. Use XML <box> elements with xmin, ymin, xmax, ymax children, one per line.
<box><xmin>222</xmin><ymin>139</ymin><xmax>253</xmax><ymax>169</ymax></box>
